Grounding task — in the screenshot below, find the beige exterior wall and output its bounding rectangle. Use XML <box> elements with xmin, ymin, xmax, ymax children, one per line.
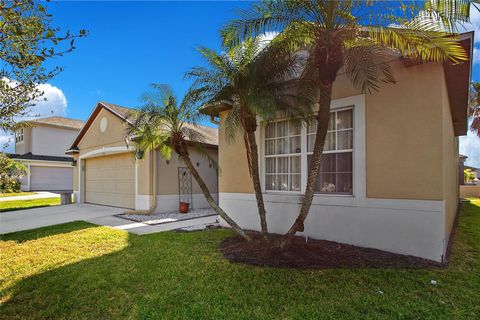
<box><xmin>31</xmin><ymin>126</ymin><xmax>78</xmax><ymax>157</ymax></box>
<box><xmin>78</xmin><ymin>108</ymin><xmax>128</xmax><ymax>155</ymax></box>
<box><xmin>217</xmin><ymin>61</ymin><xmax>462</xmax><ymax>261</ymax></box>
<box><xmin>73</xmin><ymin>155</ymin><xmax>79</xmax><ymax>192</ymax></box>
<box><xmin>218</xmin><ymin>115</ymin><xmax>253</xmax><ymax>193</ymax></box>
<box><xmin>15</xmin><ymin>127</ymin><xmax>33</xmax><ymax>155</ymax></box>
<box><xmin>441</xmin><ymin>76</ymin><xmax>460</xmax><ymax>238</ymax></box>
<box><xmin>156</xmin><ymin>147</ymin><xmax>218</xmax><ymax>195</ymax></box>
<box><xmin>137</xmin><ymin>151</ymin><xmax>154</xmax><ymax>196</ymax></box>
<box><xmin>365</xmin><ymin>62</ymin><xmax>445</xmax><ymax>200</ymax></box>
<box><xmin>16</xmin><ymin>125</ymin><xmax>78</xmax><ymax>157</ymax></box>
<box><xmin>218</xmin><ymin>60</ymin><xmax>458</xmax><ymax>204</ymax></box>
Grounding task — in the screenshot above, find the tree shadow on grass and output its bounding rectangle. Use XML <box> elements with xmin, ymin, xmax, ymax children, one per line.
<box><xmin>0</xmin><ymin>224</ymin><xmax>244</xmax><ymax>319</ymax></box>
<box><xmin>0</xmin><ymin>221</ymin><xmax>93</xmax><ymax>243</ymax></box>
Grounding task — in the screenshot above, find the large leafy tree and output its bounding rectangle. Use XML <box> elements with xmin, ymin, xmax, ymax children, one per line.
<box><xmin>0</xmin><ymin>0</ymin><xmax>86</xmax><ymax>130</ymax></box>
<box><xmin>469</xmin><ymin>82</ymin><xmax>480</xmax><ymax>137</ymax></box>
<box><xmin>125</xmin><ymin>84</ymin><xmax>251</xmax><ymax>241</ymax></box>
<box><xmin>187</xmin><ymin>37</ymin><xmax>314</xmax><ymax>235</ymax></box>
<box><xmin>223</xmin><ymin>0</ymin><xmax>471</xmax><ymax>238</ymax></box>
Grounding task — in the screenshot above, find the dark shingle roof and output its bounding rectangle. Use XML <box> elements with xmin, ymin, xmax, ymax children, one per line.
<box><xmin>7</xmin><ymin>152</ymin><xmax>73</xmax><ymax>163</ymax></box>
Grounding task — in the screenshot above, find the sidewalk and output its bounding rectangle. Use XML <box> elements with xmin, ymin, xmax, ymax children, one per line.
<box><xmin>0</xmin><ymin>191</ymin><xmax>60</xmax><ymax>202</ymax></box>
<box><xmin>85</xmin><ymin>214</ymin><xmax>218</xmax><ymax>235</ymax></box>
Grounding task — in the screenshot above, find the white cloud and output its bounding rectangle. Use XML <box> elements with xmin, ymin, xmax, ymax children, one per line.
<box><xmin>30</xmin><ymin>83</ymin><xmax>68</xmax><ymax>118</ymax></box>
<box><xmin>0</xmin><ymin>83</ymin><xmax>68</xmax><ymax>153</ymax></box>
<box><xmin>460</xmin><ymin>131</ymin><xmax>480</xmax><ymax>168</ymax></box>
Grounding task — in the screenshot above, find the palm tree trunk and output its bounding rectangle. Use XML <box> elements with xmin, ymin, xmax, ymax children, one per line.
<box><xmin>286</xmin><ymin>82</ymin><xmax>332</xmax><ymax>236</ymax></box>
<box><xmin>246</xmin><ymin>129</ymin><xmax>268</xmax><ymax>235</ymax></box>
<box><xmin>180</xmin><ymin>152</ymin><xmax>251</xmax><ymax>241</ymax></box>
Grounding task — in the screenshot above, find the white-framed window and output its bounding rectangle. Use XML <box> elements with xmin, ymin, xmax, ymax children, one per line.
<box><xmin>15</xmin><ymin>128</ymin><xmax>24</xmax><ymax>143</ymax></box>
<box><xmin>264</xmin><ymin>119</ymin><xmax>302</xmax><ymax>191</ymax></box>
<box><xmin>263</xmin><ymin>107</ymin><xmax>354</xmax><ymax>195</ymax></box>
<box><xmin>307</xmin><ymin>108</ymin><xmax>353</xmax><ymax>194</ymax></box>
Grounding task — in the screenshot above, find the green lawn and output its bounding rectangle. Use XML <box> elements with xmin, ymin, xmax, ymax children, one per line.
<box><xmin>0</xmin><ymin>192</ymin><xmax>36</xmax><ymax>198</ymax></box>
<box><xmin>0</xmin><ymin>198</ymin><xmax>60</xmax><ymax>212</ymax></box>
<box><xmin>0</xmin><ymin>200</ymin><xmax>479</xmax><ymax>319</ymax></box>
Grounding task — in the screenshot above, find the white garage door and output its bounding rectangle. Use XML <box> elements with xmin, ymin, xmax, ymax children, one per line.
<box><xmin>30</xmin><ymin>166</ymin><xmax>73</xmax><ymax>191</ymax></box>
<box><xmin>85</xmin><ymin>153</ymin><xmax>135</xmax><ymax>209</ymax></box>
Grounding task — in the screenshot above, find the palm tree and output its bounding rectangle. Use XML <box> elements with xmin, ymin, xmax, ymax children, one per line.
<box><xmin>222</xmin><ymin>0</ymin><xmax>470</xmax><ymax>237</ymax></box>
<box><xmin>187</xmin><ymin>36</ymin><xmax>315</xmax><ymax>236</ymax></box>
<box><xmin>125</xmin><ymin>84</ymin><xmax>251</xmax><ymax>241</ymax></box>
<box><xmin>469</xmin><ymin>82</ymin><xmax>480</xmax><ymax>137</ymax></box>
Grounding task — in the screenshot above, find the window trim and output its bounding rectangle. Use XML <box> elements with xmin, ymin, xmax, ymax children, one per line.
<box><xmin>264</xmin><ymin>119</ymin><xmax>302</xmax><ymax>192</ymax></box>
<box><xmin>16</xmin><ymin>128</ymin><xmax>24</xmax><ymax>144</ymax></box>
<box><xmin>307</xmin><ymin>107</ymin><xmax>354</xmax><ymax>195</ymax></box>
<box><xmin>261</xmin><ymin>103</ymin><xmax>357</xmax><ymax>197</ymax></box>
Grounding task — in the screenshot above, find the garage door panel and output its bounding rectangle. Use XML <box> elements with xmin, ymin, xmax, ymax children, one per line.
<box><xmin>30</xmin><ymin>166</ymin><xmax>73</xmax><ymax>191</ymax></box>
<box><xmin>85</xmin><ymin>153</ymin><xmax>135</xmax><ymax>209</ymax></box>
<box><xmin>116</xmin><ymin>183</ymin><xmax>134</xmax><ymax>194</ymax></box>
<box><xmin>85</xmin><ymin>192</ymin><xmax>134</xmax><ymax>209</ymax></box>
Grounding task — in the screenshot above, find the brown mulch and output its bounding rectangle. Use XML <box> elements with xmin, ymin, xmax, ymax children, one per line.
<box><xmin>220</xmin><ymin>232</ymin><xmax>444</xmax><ymax>269</ymax></box>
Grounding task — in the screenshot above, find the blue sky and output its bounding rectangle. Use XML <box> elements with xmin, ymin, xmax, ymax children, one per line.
<box><xmin>1</xmin><ymin>1</ymin><xmax>479</xmax><ymax>166</ymax></box>
<box><xmin>45</xmin><ymin>1</ymin><xmax>251</xmax><ymax>120</ymax></box>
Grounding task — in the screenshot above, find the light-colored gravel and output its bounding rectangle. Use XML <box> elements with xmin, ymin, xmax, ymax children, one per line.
<box><xmin>117</xmin><ymin>208</ymin><xmax>217</xmax><ymax>225</ymax></box>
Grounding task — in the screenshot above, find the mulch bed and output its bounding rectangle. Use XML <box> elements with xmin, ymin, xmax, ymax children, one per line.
<box><xmin>220</xmin><ymin>232</ymin><xmax>444</xmax><ymax>269</ymax></box>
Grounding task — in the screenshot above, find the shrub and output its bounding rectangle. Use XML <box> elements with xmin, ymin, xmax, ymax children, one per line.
<box><xmin>0</xmin><ymin>153</ymin><xmax>28</xmax><ymax>193</ymax></box>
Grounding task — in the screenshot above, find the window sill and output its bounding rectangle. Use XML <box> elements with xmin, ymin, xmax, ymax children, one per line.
<box><xmin>314</xmin><ymin>193</ymin><xmax>354</xmax><ymax>198</ymax></box>
<box><xmin>264</xmin><ymin>191</ymin><xmax>354</xmax><ymax>198</ymax></box>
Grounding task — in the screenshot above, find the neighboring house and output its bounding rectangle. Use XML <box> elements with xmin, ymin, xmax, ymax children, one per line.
<box><xmin>202</xmin><ymin>32</ymin><xmax>474</xmax><ymax>262</ymax></box>
<box><xmin>67</xmin><ymin>102</ymin><xmax>218</xmax><ymax>212</ymax></box>
<box><xmin>9</xmin><ymin>116</ymin><xmax>85</xmax><ymax>191</ymax></box>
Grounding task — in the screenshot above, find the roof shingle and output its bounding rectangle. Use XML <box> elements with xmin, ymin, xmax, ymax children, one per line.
<box><xmin>29</xmin><ymin>116</ymin><xmax>85</xmax><ymax>130</ymax></box>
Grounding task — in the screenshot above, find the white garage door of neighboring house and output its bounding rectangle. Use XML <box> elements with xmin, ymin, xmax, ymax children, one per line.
<box><xmin>85</xmin><ymin>153</ymin><xmax>135</xmax><ymax>209</ymax></box>
<box><xmin>30</xmin><ymin>166</ymin><xmax>73</xmax><ymax>191</ymax></box>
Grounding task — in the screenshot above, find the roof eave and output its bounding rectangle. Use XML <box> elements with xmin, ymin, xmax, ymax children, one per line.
<box><xmin>443</xmin><ymin>31</ymin><xmax>474</xmax><ymax>137</ymax></box>
<box><xmin>68</xmin><ymin>101</ymin><xmax>132</xmax><ymax>151</ymax></box>
<box><xmin>199</xmin><ymin>103</ymin><xmax>232</xmax><ymax>117</ymax></box>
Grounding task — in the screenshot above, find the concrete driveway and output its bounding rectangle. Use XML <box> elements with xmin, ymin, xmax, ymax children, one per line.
<box><xmin>0</xmin><ymin>204</ymin><xmax>124</xmax><ymax>234</ymax></box>
<box><xmin>0</xmin><ymin>203</ymin><xmax>218</xmax><ymax>235</ymax></box>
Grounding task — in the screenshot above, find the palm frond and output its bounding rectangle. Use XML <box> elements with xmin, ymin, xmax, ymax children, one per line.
<box><xmin>222</xmin><ymin>0</ymin><xmax>300</xmax><ymax>48</ymax></box>
<box><xmin>422</xmin><ymin>0</ymin><xmax>476</xmax><ymax>32</ymax></box>
<box><xmin>221</xmin><ymin>106</ymin><xmax>242</xmax><ymax>144</ymax></box>
<box><xmin>365</xmin><ymin>25</ymin><xmax>467</xmax><ymax>63</ymax></box>
<box><xmin>125</xmin><ymin>83</ymin><xmax>211</xmax><ymax>161</ymax></box>
<box><xmin>344</xmin><ymin>43</ymin><xmax>396</xmax><ymax>93</ymax></box>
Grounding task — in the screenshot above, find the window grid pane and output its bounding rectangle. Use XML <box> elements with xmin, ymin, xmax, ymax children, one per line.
<box><xmin>265</xmin><ymin>108</ymin><xmax>353</xmax><ymax>194</ymax></box>
<box><xmin>265</xmin><ymin>119</ymin><xmax>302</xmax><ymax>191</ymax></box>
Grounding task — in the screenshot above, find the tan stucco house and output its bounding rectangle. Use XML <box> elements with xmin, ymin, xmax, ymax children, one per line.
<box><xmin>203</xmin><ymin>32</ymin><xmax>474</xmax><ymax>262</ymax></box>
<box><xmin>67</xmin><ymin>102</ymin><xmax>218</xmax><ymax>212</ymax></box>
<box><xmin>9</xmin><ymin>116</ymin><xmax>85</xmax><ymax>191</ymax></box>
